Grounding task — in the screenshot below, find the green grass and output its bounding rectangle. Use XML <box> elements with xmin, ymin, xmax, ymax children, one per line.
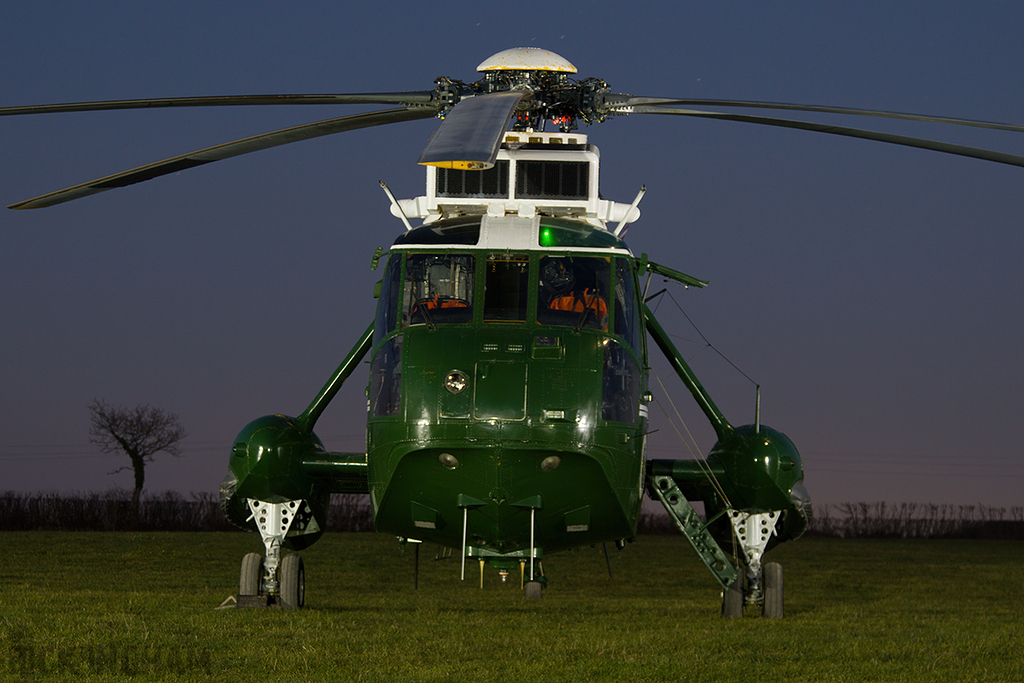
<box><xmin>2</xmin><ymin>533</ymin><xmax>1022</xmax><ymax>681</ymax></box>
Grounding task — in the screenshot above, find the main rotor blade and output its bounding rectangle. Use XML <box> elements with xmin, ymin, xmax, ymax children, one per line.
<box><xmin>0</xmin><ymin>92</ymin><xmax>435</xmax><ymax>116</ymax></box>
<box><xmin>418</xmin><ymin>91</ymin><xmax>529</xmax><ymax>169</ymax></box>
<box><xmin>9</xmin><ymin>107</ymin><xmax>435</xmax><ymax>209</ymax></box>
<box><xmin>629</xmin><ymin>105</ymin><xmax>1024</xmax><ymax>168</ymax></box>
<box><xmin>608</xmin><ymin>95</ymin><xmax>1024</xmax><ymax>132</ymax></box>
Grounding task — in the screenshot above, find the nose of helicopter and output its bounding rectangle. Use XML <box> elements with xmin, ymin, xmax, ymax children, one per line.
<box><xmin>228</xmin><ymin>414</ymin><xmax>324</xmax><ymax>502</ymax></box>
<box><xmin>371</xmin><ymin>444</ymin><xmax>639</xmax><ymax>555</ymax></box>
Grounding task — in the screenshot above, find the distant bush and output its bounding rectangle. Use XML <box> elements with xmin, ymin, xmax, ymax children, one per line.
<box><xmin>0</xmin><ymin>490</ymin><xmax>234</xmax><ymax>531</ymax></box>
<box><xmin>3</xmin><ymin>492</ymin><xmax>1020</xmax><ymax>539</ymax></box>
<box><xmin>0</xmin><ymin>490</ymin><xmax>372</xmax><ymax>532</ymax></box>
<box><xmin>636</xmin><ymin>510</ymin><xmax>680</xmax><ymax>535</ymax></box>
<box><xmin>324</xmin><ymin>494</ymin><xmax>374</xmax><ymax>532</ymax></box>
<box><xmin>638</xmin><ymin>502</ymin><xmax>1024</xmax><ymax>539</ymax></box>
<box><xmin>807</xmin><ymin>502</ymin><xmax>1024</xmax><ymax>539</ymax></box>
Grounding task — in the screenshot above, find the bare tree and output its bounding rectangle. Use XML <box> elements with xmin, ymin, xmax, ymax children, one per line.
<box><xmin>88</xmin><ymin>399</ymin><xmax>186</xmax><ymax>526</ymax></box>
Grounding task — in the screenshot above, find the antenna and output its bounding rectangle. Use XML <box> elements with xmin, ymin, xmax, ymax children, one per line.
<box><xmin>379</xmin><ymin>180</ymin><xmax>413</xmax><ymax>232</ymax></box>
<box><xmin>755</xmin><ymin>385</ymin><xmax>761</xmax><ymax>434</ymax></box>
<box><xmin>613</xmin><ymin>185</ymin><xmax>645</xmax><ymax>236</ymax></box>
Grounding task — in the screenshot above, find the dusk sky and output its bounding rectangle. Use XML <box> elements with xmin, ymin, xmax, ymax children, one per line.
<box><xmin>1</xmin><ymin>2</ymin><xmax>1021</xmax><ymax>509</ymax></box>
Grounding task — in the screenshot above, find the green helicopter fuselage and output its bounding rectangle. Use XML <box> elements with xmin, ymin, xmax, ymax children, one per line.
<box><xmin>366</xmin><ymin>216</ymin><xmax>648</xmax><ymax>556</ymax></box>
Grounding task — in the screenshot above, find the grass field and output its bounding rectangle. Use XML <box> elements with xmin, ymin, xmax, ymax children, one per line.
<box><xmin>2</xmin><ymin>532</ymin><xmax>1021</xmax><ymax>682</ymax></box>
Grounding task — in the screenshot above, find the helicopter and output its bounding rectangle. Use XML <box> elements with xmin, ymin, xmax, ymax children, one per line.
<box><xmin>4</xmin><ymin>47</ymin><xmax>1021</xmax><ymax>617</ymax></box>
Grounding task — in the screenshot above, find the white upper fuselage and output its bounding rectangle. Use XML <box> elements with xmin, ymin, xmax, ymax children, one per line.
<box><xmin>392</xmin><ymin>131</ymin><xmax>641</xmax><ymax>242</ymax></box>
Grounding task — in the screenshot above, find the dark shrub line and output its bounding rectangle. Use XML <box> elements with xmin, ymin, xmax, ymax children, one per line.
<box><xmin>0</xmin><ymin>490</ymin><xmax>372</xmax><ymax>532</ymax></box>
<box><xmin>806</xmin><ymin>502</ymin><xmax>1024</xmax><ymax>539</ymax></box>
<box><xmin>2</xmin><ymin>492</ymin><xmax>1020</xmax><ymax>538</ymax></box>
<box><xmin>637</xmin><ymin>503</ymin><xmax>1024</xmax><ymax>539</ymax></box>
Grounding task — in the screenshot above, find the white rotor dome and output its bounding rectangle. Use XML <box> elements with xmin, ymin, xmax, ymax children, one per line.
<box><xmin>476</xmin><ymin>47</ymin><xmax>577</xmax><ymax>73</ymax></box>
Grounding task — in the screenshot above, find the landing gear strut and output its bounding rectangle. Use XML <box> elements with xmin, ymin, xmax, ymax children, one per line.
<box><xmin>720</xmin><ymin>510</ymin><xmax>785</xmax><ymax>619</ymax></box>
<box><xmin>648</xmin><ymin>472</ymin><xmax>788</xmax><ymax>617</ymax></box>
<box><xmin>236</xmin><ymin>499</ymin><xmax>314</xmax><ymax>609</ymax></box>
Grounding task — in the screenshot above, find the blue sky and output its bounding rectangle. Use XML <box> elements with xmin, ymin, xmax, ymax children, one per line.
<box><xmin>1</xmin><ymin>1</ymin><xmax>1021</xmax><ymax>507</ymax></box>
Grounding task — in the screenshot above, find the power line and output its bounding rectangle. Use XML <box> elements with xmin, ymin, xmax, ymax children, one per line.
<box><xmin>0</xmin><ymin>432</ymin><xmax>367</xmax><ymax>461</ymax></box>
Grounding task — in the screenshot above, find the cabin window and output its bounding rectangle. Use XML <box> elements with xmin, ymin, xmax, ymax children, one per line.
<box><xmin>613</xmin><ymin>258</ymin><xmax>642</xmax><ymax>351</ymax></box>
<box><xmin>538</xmin><ymin>221</ymin><xmax>622</xmax><ymax>249</ymax></box>
<box><xmin>373</xmin><ymin>254</ymin><xmax>403</xmax><ymax>346</ymax></box>
<box><xmin>370</xmin><ymin>336</ymin><xmax>402</xmax><ymax>417</ymax></box>
<box><xmin>402</xmin><ymin>254</ymin><xmax>475</xmax><ymax>326</ymax></box>
<box><xmin>537</xmin><ymin>255</ymin><xmax>610</xmax><ymax>330</ymax></box>
<box><xmin>484</xmin><ymin>254</ymin><xmax>529</xmax><ymax>321</ymax></box>
<box><xmin>602</xmin><ymin>341</ymin><xmax>640</xmax><ymax>423</ymax></box>
<box><xmin>394</xmin><ymin>220</ymin><xmax>480</xmax><ymax>246</ymax></box>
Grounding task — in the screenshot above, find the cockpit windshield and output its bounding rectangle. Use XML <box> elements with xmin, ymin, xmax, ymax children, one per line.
<box><xmin>537</xmin><ymin>255</ymin><xmax>610</xmax><ymax>330</ymax></box>
<box><xmin>391</xmin><ymin>250</ymin><xmax>640</xmax><ymax>352</ymax></box>
<box><xmin>402</xmin><ymin>254</ymin><xmax>475</xmax><ymax>326</ymax></box>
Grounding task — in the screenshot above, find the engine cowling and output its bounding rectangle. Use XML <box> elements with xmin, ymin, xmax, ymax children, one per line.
<box><xmin>709</xmin><ymin>425</ymin><xmax>804</xmax><ymax>511</ymax></box>
<box><xmin>218</xmin><ymin>414</ymin><xmax>330</xmax><ymax>549</ymax></box>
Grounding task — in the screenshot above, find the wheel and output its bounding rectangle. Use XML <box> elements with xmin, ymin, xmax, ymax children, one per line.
<box><xmin>524</xmin><ymin>581</ymin><xmax>544</xmax><ymax>600</ymax></box>
<box><xmin>721</xmin><ymin>574</ymin><xmax>744</xmax><ymax>618</ymax></box>
<box><xmin>239</xmin><ymin>552</ymin><xmax>264</xmax><ymax>596</ymax></box>
<box><xmin>280</xmin><ymin>553</ymin><xmax>305</xmax><ymax>609</ymax></box>
<box><xmin>762</xmin><ymin>562</ymin><xmax>784</xmax><ymax>619</ymax></box>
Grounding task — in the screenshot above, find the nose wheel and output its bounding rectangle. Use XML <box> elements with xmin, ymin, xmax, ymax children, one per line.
<box><xmin>720</xmin><ymin>561</ymin><xmax>784</xmax><ymax>618</ymax></box>
<box><xmin>239</xmin><ymin>552</ymin><xmax>265</xmax><ymax>599</ymax></box>
<box><xmin>279</xmin><ymin>553</ymin><xmax>305</xmax><ymax>609</ymax></box>
<box><xmin>721</xmin><ymin>575</ymin><xmax>744</xmax><ymax>618</ymax></box>
<box><xmin>236</xmin><ymin>498</ymin><xmax>312</xmax><ymax>609</ymax></box>
<box><xmin>762</xmin><ymin>561</ymin><xmax>784</xmax><ymax>619</ymax></box>
<box><xmin>719</xmin><ymin>510</ymin><xmax>786</xmax><ymax>618</ymax></box>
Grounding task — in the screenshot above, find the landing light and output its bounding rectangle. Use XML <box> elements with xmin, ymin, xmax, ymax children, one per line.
<box><xmin>439</xmin><ymin>453</ymin><xmax>460</xmax><ymax>469</ymax></box>
<box><xmin>444</xmin><ymin>371</ymin><xmax>468</xmax><ymax>394</ymax></box>
<box><xmin>541</xmin><ymin>455</ymin><xmax>561</xmax><ymax>471</ymax></box>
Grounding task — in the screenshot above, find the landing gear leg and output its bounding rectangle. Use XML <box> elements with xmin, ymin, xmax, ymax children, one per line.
<box><xmin>727</xmin><ymin>510</ymin><xmax>784</xmax><ymax>619</ymax></box>
<box><xmin>236</xmin><ymin>499</ymin><xmax>313</xmax><ymax>609</ymax></box>
<box><xmin>648</xmin><ymin>473</ymin><xmax>788</xmax><ymax>617</ymax></box>
<box><xmin>524</xmin><ymin>561</ymin><xmax>546</xmax><ymax>599</ymax></box>
<box><xmin>523</xmin><ymin>507</ymin><xmax>545</xmax><ymax>599</ymax></box>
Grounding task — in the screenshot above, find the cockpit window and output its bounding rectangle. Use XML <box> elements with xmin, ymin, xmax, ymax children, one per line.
<box><xmin>537</xmin><ymin>219</ymin><xmax>625</xmax><ymax>249</ymax></box>
<box><xmin>537</xmin><ymin>255</ymin><xmax>610</xmax><ymax>330</ymax></box>
<box><xmin>483</xmin><ymin>254</ymin><xmax>529</xmax><ymax>322</ymax></box>
<box><xmin>602</xmin><ymin>341</ymin><xmax>640</xmax><ymax>423</ymax></box>
<box><xmin>402</xmin><ymin>254</ymin><xmax>475</xmax><ymax>326</ymax></box>
<box><xmin>394</xmin><ymin>219</ymin><xmax>480</xmax><ymax>246</ymax></box>
<box><xmin>613</xmin><ymin>258</ymin><xmax>641</xmax><ymax>351</ymax></box>
<box><xmin>374</xmin><ymin>253</ymin><xmax>403</xmax><ymax>346</ymax></box>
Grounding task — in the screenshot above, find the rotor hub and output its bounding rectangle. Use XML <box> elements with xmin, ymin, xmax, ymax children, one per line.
<box><xmin>429</xmin><ymin>48</ymin><xmax>610</xmax><ymax>133</ymax></box>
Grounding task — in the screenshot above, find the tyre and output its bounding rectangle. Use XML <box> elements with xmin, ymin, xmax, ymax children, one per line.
<box><xmin>280</xmin><ymin>553</ymin><xmax>305</xmax><ymax>609</ymax></box>
<box><xmin>524</xmin><ymin>581</ymin><xmax>543</xmax><ymax>599</ymax></box>
<box><xmin>239</xmin><ymin>552</ymin><xmax>264</xmax><ymax>596</ymax></box>
<box><xmin>721</xmin><ymin>574</ymin><xmax>744</xmax><ymax>618</ymax></box>
<box><xmin>762</xmin><ymin>562</ymin><xmax>784</xmax><ymax>619</ymax></box>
